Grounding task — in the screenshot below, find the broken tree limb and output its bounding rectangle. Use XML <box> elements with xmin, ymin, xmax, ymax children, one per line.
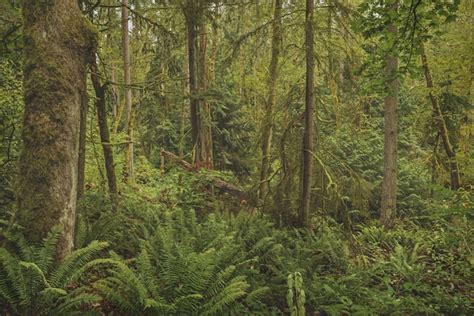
<box><xmin>160</xmin><ymin>150</ymin><xmax>251</xmax><ymax>202</ymax></box>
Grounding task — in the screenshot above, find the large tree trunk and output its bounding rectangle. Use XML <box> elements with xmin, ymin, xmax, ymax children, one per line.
<box><xmin>420</xmin><ymin>43</ymin><xmax>461</xmax><ymax>190</ymax></box>
<box><xmin>259</xmin><ymin>0</ymin><xmax>282</xmax><ymax>201</ymax></box>
<box><xmin>380</xmin><ymin>0</ymin><xmax>399</xmax><ymax>228</ymax></box>
<box><xmin>299</xmin><ymin>0</ymin><xmax>315</xmax><ymax>228</ymax></box>
<box><xmin>17</xmin><ymin>0</ymin><xmax>96</xmax><ymax>260</ymax></box>
<box><xmin>90</xmin><ymin>60</ymin><xmax>119</xmax><ymax>206</ymax></box>
<box><xmin>122</xmin><ymin>0</ymin><xmax>134</xmax><ymax>181</ymax></box>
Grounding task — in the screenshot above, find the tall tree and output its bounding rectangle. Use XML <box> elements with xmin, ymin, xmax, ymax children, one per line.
<box><xmin>122</xmin><ymin>0</ymin><xmax>134</xmax><ymax>181</ymax></box>
<box><xmin>259</xmin><ymin>0</ymin><xmax>282</xmax><ymax>201</ymax></box>
<box><xmin>183</xmin><ymin>0</ymin><xmax>200</xmax><ymax>163</ymax></box>
<box><xmin>183</xmin><ymin>0</ymin><xmax>213</xmax><ymax>167</ymax></box>
<box><xmin>90</xmin><ymin>59</ymin><xmax>119</xmax><ymax>206</ymax></box>
<box><xmin>380</xmin><ymin>0</ymin><xmax>399</xmax><ymax>228</ymax></box>
<box><xmin>299</xmin><ymin>0</ymin><xmax>315</xmax><ymax>227</ymax></box>
<box><xmin>17</xmin><ymin>0</ymin><xmax>96</xmax><ymax>260</ymax></box>
<box><xmin>420</xmin><ymin>43</ymin><xmax>461</xmax><ymax>190</ymax></box>
<box><xmin>197</xmin><ymin>13</ymin><xmax>213</xmax><ymax>168</ymax></box>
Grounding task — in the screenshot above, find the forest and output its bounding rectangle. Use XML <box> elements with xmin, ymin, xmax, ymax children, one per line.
<box><xmin>0</xmin><ymin>0</ymin><xmax>473</xmax><ymax>314</ymax></box>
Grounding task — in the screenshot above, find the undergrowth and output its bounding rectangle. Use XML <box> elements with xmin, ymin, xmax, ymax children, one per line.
<box><xmin>1</xmin><ymin>168</ymin><xmax>472</xmax><ymax>314</ymax></box>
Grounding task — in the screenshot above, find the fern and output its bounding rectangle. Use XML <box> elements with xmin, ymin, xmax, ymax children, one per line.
<box><xmin>93</xmin><ymin>212</ymin><xmax>272</xmax><ymax>315</ymax></box>
<box><xmin>0</xmin><ymin>229</ymin><xmax>109</xmax><ymax>315</ymax></box>
<box><xmin>49</xmin><ymin>240</ymin><xmax>108</xmax><ymax>288</ymax></box>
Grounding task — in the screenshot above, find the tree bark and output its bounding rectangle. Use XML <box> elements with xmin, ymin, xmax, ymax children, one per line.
<box><xmin>180</xmin><ymin>41</ymin><xmax>189</xmax><ymax>158</ymax></box>
<box><xmin>122</xmin><ymin>0</ymin><xmax>134</xmax><ymax>181</ymax></box>
<box><xmin>259</xmin><ymin>0</ymin><xmax>282</xmax><ymax>201</ymax></box>
<box><xmin>184</xmin><ymin>1</ymin><xmax>200</xmax><ymax>162</ymax></box>
<box><xmin>17</xmin><ymin>0</ymin><xmax>96</xmax><ymax>260</ymax></box>
<box><xmin>420</xmin><ymin>43</ymin><xmax>461</xmax><ymax>190</ymax></box>
<box><xmin>299</xmin><ymin>0</ymin><xmax>315</xmax><ymax>228</ymax></box>
<box><xmin>380</xmin><ymin>0</ymin><xmax>399</xmax><ymax>228</ymax></box>
<box><xmin>197</xmin><ymin>17</ymin><xmax>213</xmax><ymax>169</ymax></box>
<box><xmin>90</xmin><ymin>60</ymin><xmax>119</xmax><ymax>206</ymax></box>
<box><xmin>77</xmin><ymin>75</ymin><xmax>88</xmax><ymax>200</ymax></box>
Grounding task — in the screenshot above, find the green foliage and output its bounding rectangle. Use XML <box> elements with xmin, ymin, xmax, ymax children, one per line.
<box><xmin>287</xmin><ymin>272</ymin><xmax>305</xmax><ymax>316</ymax></box>
<box><xmin>0</xmin><ymin>227</ymin><xmax>109</xmax><ymax>315</ymax></box>
<box><xmin>0</xmin><ymin>59</ymin><xmax>22</xmax><ymax>215</ymax></box>
<box><xmin>1</xmin><ymin>0</ymin><xmax>473</xmax><ymax>314</ymax></box>
<box><xmin>91</xmin><ymin>209</ymin><xmax>271</xmax><ymax>315</ymax></box>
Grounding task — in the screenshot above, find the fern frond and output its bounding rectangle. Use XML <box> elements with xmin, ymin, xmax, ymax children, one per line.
<box><xmin>200</xmin><ymin>276</ymin><xmax>249</xmax><ymax>316</ymax></box>
<box><xmin>19</xmin><ymin>261</ymin><xmax>50</xmax><ymax>288</ymax></box>
<box><xmin>0</xmin><ymin>248</ymin><xmax>27</xmax><ymax>309</ymax></box>
<box><xmin>49</xmin><ymin>240</ymin><xmax>108</xmax><ymax>288</ymax></box>
<box><xmin>245</xmin><ymin>286</ymin><xmax>270</xmax><ymax>306</ymax></box>
<box><xmin>136</xmin><ymin>248</ymin><xmax>160</xmax><ymax>298</ymax></box>
<box><xmin>36</xmin><ymin>226</ymin><xmax>62</xmax><ymax>272</ymax></box>
<box><xmin>52</xmin><ymin>292</ymin><xmax>100</xmax><ymax>314</ymax></box>
<box><xmin>205</xmin><ymin>265</ymin><xmax>237</xmax><ymax>298</ymax></box>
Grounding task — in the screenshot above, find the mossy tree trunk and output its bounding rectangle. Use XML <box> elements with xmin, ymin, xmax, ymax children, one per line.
<box><xmin>77</xmin><ymin>75</ymin><xmax>88</xmax><ymax>200</ymax></box>
<box><xmin>17</xmin><ymin>0</ymin><xmax>96</xmax><ymax>261</ymax></box>
<box><xmin>90</xmin><ymin>59</ymin><xmax>119</xmax><ymax>207</ymax></box>
<box><xmin>420</xmin><ymin>43</ymin><xmax>461</xmax><ymax>190</ymax></box>
<box><xmin>259</xmin><ymin>0</ymin><xmax>282</xmax><ymax>202</ymax></box>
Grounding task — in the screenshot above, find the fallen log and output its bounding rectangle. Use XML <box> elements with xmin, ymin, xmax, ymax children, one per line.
<box><xmin>160</xmin><ymin>150</ymin><xmax>251</xmax><ymax>202</ymax></box>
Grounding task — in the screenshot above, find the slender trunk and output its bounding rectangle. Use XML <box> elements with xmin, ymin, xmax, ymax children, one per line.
<box><xmin>431</xmin><ymin>133</ymin><xmax>440</xmax><ymax>198</ymax></box>
<box><xmin>77</xmin><ymin>75</ymin><xmax>88</xmax><ymax>200</ymax></box>
<box><xmin>122</xmin><ymin>0</ymin><xmax>134</xmax><ymax>181</ymax></box>
<box><xmin>90</xmin><ymin>60</ymin><xmax>119</xmax><ymax>206</ymax></box>
<box><xmin>209</xmin><ymin>3</ymin><xmax>219</xmax><ymax>83</ymax></box>
<box><xmin>106</xmin><ymin>4</ymin><xmax>118</xmax><ymax>123</ymax></box>
<box><xmin>420</xmin><ymin>43</ymin><xmax>461</xmax><ymax>190</ymax></box>
<box><xmin>198</xmin><ymin>18</ymin><xmax>213</xmax><ymax>168</ymax></box>
<box><xmin>259</xmin><ymin>0</ymin><xmax>282</xmax><ymax>201</ymax></box>
<box><xmin>185</xmin><ymin>3</ymin><xmax>200</xmax><ymax>162</ymax></box>
<box><xmin>299</xmin><ymin>0</ymin><xmax>315</xmax><ymax>228</ymax></box>
<box><xmin>17</xmin><ymin>0</ymin><xmax>96</xmax><ymax>260</ymax></box>
<box><xmin>111</xmin><ymin>69</ymin><xmax>119</xmax><ymax>122</ymax></box>
<box><xmin>180</xmin><ymin>42</ymin><xmax>189</xmax><ymax>157</ymax></box>
<box><xmin>327</xmin><ymin>5</ymin><xmax>340</xmax><ymax>131</ymax></box>
<box><xmin>380</xmin><ymin>0</ymin><xmax>399</xmax><ymax>228</ymax></box>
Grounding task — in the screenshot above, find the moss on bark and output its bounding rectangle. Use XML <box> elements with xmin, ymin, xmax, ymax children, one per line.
<box><xmin>17</xmin><ymin>0</ymin><xmax>97</xmax><ymax>261</ymax></box>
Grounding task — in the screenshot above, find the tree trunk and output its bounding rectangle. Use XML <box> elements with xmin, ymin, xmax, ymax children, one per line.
<box><xmin>90</xmin><ymin>60</ymin><xmax>119</xmax><ymax>206</ymax></box>
<box><xmin>259</xmin><ymin>0</ymin><xmax>282</xmax><ymax>201</ymax></box>
<box><xmin>420</xmin><ymin>43</ymin><xmax>461</xmax><ymax>190</ymax></box>
<box><xmin>197</xmin><ymin>17</ymin><xmax>213</xmax><ymax>168</ymax></box>
<box><xmin>17</xmin><ymin>0</ymin><xmax>96</xmax><ymax>261</ymax></box>
<box><xmin>111</xmin><ymin>69</ymin><xmax>119</xmax><ymax>122</ymax></box>
<box><xmin>380</xmin><ymin>0</ymin><xmax>399</xmax><ymax>228</ymax></box>
<box><xmin>122</xmin><ymin>0</ymin><xmax>134</xmax><ymax>181</ymax></box>
<box><xmin>77</xmin><ymin>75</ymin><xmax>88</xmax><ymax>200</ymax></box>
<box><xmin>431</xmin><ymin>133</ymin><xmax>440</xmax><ymax>198</ymax></box>
<box><xmin>180</xmin><ymin>42</ymin><xmax>189</xmax><ymax>158</ymax></box>
<box><xmin>184</xmin><ymin>2</ymin><xmax>200</xmax><ymax>162</ymax></box>
<box><xmin>299</xmin><ymin>0</ymin><xmax>315</xmax><ymax>228</ymax></box>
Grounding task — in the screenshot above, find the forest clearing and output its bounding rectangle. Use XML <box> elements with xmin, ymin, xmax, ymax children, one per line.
<box><xmin>0</xmin><ymin>0</ymin><xmax>473</xmax><ymax>314</ymax></box>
